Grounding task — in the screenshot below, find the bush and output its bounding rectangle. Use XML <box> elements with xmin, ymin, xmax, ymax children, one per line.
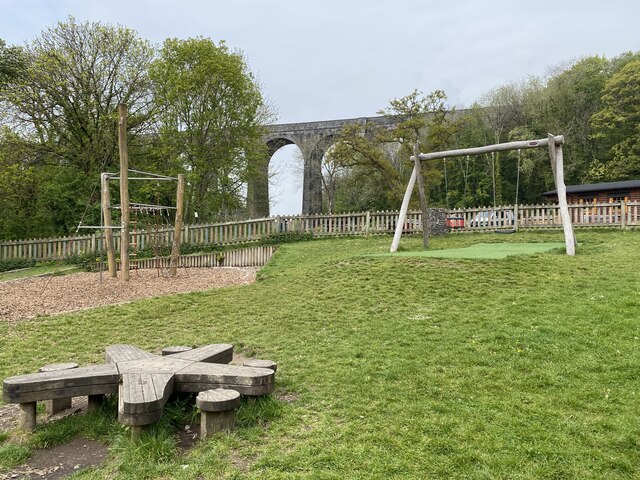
<box><xmin>0</xmin><ymin>258</ymin><xmax>37</xmax><ymax>273</ymax></box>
<box><xmin>261</xmin><ymin>231</ymin><xmax>314</xmax><ymax>245</ymax></box>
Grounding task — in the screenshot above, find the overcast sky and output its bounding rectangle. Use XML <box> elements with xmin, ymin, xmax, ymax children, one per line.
<box><xmin>2</xmin><ymin>0</ymin><xmax>638</xmax><ymax>214</ymax></box>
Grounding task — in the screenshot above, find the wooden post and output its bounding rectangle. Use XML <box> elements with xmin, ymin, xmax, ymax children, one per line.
<box><xmin>101</xmin><ymin>173</ymin><xmax>117</xmax><ymax>277</ymax></box>
<box><xmin>620</xmin><ymin>200</ymin><xmax>626</xmax><ymax>230</ymax></box>
<box><xmin>19</xmin><ymin>402</ymin><xmax>37</xmax><ymax>431</ymax></box>
<box><xmin>170</xmin><ymin>174</ymin><xmax>185</xmax><ymax>277</ymax></box>
<box><xmin>513</xmin><ymin>203</ymin><xmax>519</xmax><ymax>232</ymax></box>
<box><xmin>87</xmin><ymin>394</ymin><xmax>104</xmax><ymax>412</ymax></box>
<box><xmin>118</xmin><ymin>104</ymin><xmax>130</xmax><ymax>281</ymax></box>
<box><xmin>130</xmin><ymin>425</ymin><xmax>149</xmax><ymax>442</ymax></box>
<box><xmin>413</xmin><ymin>143</ymin><xmax>430</xmax><ymax>249</ymax></box>
<box><xmin>390</xmin><ymin>163</ymin><xmax>418</xmax><ymax>253</ymax></box>
<box><xmin>548</xmin><ymin>134</ymin><xmax>575</xmax><ymax>255</ymax></box>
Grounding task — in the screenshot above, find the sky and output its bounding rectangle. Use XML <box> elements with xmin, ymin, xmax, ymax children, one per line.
<box><xmin>1</xmin><ymin>0</ymin><xmax>639</xmax><ymax>214</ymax></box>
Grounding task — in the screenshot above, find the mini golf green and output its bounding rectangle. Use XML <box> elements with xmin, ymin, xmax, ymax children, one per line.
<box><xmin>375</xmin><ymin>242</ymin><xmax>565</xmax><ymax>260</ymax></box>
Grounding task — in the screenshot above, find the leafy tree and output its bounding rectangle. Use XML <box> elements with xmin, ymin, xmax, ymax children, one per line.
<box><xmin>505</xmin><ymin>125</ymin><xmax>554</xmax><ymax>204</ymax></box>
<box><xmin>150</xmin><ymin>37</ymin><xmax>270</xmax><ymax>221</ymax></box>
<box><xmin>2</xmin><ymin>17</ymin><xmax>154</xmax><ymax>173</ymax></box>
<box><xmin>0</xmin><ymin>128</ymin><xmax>92</xmax><ymax>239</ymax></box>
<box><xmin>0</xmin><ymin>39</ymin><xmax>24</xmax><ymax>90</ymax></box>
<box><xmin>327</xmin><ymin>123</ymin><xmax>404</xmax><ymax>210</ymax></box>
<box><xmin>446</xmin><ymin>105</ymin><xmax>493</xmax><ymax>207</ymax></box>
<box><xmin>0</xmin><ymin>18</ymin><xmax>155</xmax><ymax>238</ymax></box>
<box><xmin>380</xmin><ymin>90</ymin><xmax>455</xmax><ymax>247</ymax></box>
<box><xmin>480</xmin><ymin>81</ymin><xmax>531</xmax><ymax>205</ymax></box>
<box><xmin>590</xmin><ymin>59</ymin><xmax>640</xmax><ymax>179</ymax></box>
<box><xmin>525</xmin><ymin>56</ymin><xmax>611</xmax><ymax>183</ymax></box>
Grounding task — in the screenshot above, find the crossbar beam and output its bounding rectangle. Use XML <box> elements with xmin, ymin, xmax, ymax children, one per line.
<box><xmin>415</xmin><ymin>135</ymin><xmax>564</xmax><ymax>161</ymax></box>
<box><xmin>110</xmin><ymin>177</ymin><xmax>176</xmax><ymax>181</ymax></box>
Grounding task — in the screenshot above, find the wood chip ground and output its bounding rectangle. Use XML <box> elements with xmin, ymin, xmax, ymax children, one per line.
<box><xmin>0</xmin><ymin>267</ymin><xmax>257</xmax><ymax>324</ymax></box>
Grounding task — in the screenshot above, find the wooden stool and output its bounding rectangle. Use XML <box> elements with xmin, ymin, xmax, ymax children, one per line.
<box><xmin>39</xmin><ymin>362</ymin><xmax>78</xmax><ymax>415</ymax></box>
<box><xmin>161</xmin><ymin>346</ymin><xmax>193</xmax><ymax>356</ymax></box>
<box><xmin>196</xmin><ymin>389</ymin><xmax>240</xmax><ymax>439</ymax></box>
<box><xmin>242</xmin><ymin>359</ymin><xmax>277</xmax><ymax>372</ymax></box>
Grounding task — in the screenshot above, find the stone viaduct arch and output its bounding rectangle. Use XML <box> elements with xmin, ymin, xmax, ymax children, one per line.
<box><xmin>247</xmin><ymin>115</ymin><xmax>398</xmax><ymax>217</ymax></box>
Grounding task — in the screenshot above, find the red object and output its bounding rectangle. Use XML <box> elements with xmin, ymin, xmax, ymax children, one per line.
<box><xmin>446</xmin><ymin>217</ymin><xmax>464</xmax><ymax>228</ymax></box>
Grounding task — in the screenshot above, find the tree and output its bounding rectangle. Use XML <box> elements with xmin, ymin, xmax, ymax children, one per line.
<box><xmin>321</xmin><ymin>146</ymin><xmax>347</xmax><ymax>214</ymax></box>
<box><xmin>525</xmin><ymin>56</ymin><xmax>611</xmax><ymax>184</ymax></box>
<box><xmin>2</xmin><ymin>17</ymin><xmax>154</xmax><ymax>173</ymax></box>
<box><xmin>445</xmin><ymin>105</ymin><xmax>493</xmax><ymax>207</ymax></box>
<box><xmin>0</xmin><ymin>39</ymin><xmax>24</xmax><ymax>90</ymax></box>
<box><xmin>480</xmin><ymin>81</ymin><xmax>530</xmax><ymax>205</ymax></box>
<box><xmin>380</xmin><ymin>90</ymin><xmax>454</xmax><ymax>248</ymax></box>
<box><xmin>150</xmin><ymin>37</ymin><xmax>270</xmax><ymax>221</ymax></box>
<box><xmin>327</xmin><ymin>123</ymin><xmax>404</xmax><ymax>210</ymax></box>
<box><xmin>590</xmin><ymin>60</ymin><xmax>640</xmax><ymax>179</ymax></box>
<box><xmin>0</xmin><ymin>18</ymin><xmax>155</xmax><ymax>237</ymax></box>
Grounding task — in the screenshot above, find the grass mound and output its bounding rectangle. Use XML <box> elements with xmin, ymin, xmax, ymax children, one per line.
<box><xmin>1</xmin><ymin>230</ymin><xmax>638</xmax><ymax>478</ymax></box>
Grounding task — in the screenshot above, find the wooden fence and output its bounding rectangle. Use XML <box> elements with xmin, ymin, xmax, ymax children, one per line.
<box><xmin>108</xmin><ymin>245</ymin><xmax>277</xmax><ymax>271</ymax></box>
<box><xmin>2</xmin><ymin>202</ymin><xmax>638</xmax><ymax>261</ymax></box>
<box><xmin>447</xmin><ymin>201</ymin><xmax>640</xmax><ymax>231</ymax></box>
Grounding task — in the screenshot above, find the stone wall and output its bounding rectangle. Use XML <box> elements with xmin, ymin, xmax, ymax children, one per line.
<box><xmin>426</xmin><ymin>208</ymin><xmax>449</xmax><ymax>236</ymax></box>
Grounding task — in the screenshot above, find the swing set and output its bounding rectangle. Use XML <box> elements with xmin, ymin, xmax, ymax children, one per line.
<box><xmin>391</xmin><ymin>134</ymin><xmax>576</xmax><ymax>255</ymax></box>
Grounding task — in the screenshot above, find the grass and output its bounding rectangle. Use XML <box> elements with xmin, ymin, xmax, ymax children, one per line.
<box><xmin>1</xmin><ymin>230</ymin><xmax>639</xmax><ymax>478</ymax></box>
<box><xmin>0</xmin><ymin>265</ymin><xmax>80</xmax><ymax>282</ymax></box>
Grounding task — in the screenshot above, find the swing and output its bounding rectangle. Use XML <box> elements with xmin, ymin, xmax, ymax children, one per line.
<box><xmin>494</xmin><ymin>148</ymin><xmax>521</xmax><ymax>234</ymax></box>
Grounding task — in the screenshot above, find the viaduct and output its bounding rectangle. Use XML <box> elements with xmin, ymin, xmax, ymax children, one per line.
<box><xmin>246</xmin><ymin>115</ymin><xmax>398</xmax><ymax>217</ymax></box>
<box><xmin>247</xmin><ymin>110</ymin><xmax>468</xmax><ymax>217</ymax></box>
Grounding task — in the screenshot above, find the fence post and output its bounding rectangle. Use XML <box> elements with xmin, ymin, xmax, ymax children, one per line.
<box><xmin>365</xmin><ymin>211</ymin><xmax>371</xmax><ymax>235</ymax></box>
<box><xmin>514</xmin><ymin>204</ymin><xmax>519</xmax><ymax>232</ymax></box>
<box><xmin>621</xmin><ymin>201</ymin><xmax>626</xmax><ymax>230</ymax></box>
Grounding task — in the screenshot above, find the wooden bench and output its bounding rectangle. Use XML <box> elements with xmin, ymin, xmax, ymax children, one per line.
<box><xmin>3</xmin><ymin>364</ymin><xmax>119</xmax><ymax>431</ymax></box>
<box><xmin>196</xmin><ymin>389</ymin><xmax>241</xmax><ymax>439</ymax></box>
<box><xmin>3</xmin><ymin>343</ymin><xmax>275</xmax><ymax>437</ymax></box>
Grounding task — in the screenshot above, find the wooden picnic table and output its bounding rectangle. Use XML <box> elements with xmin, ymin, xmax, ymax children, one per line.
<box><xmin>3</xmin><ymin>344</ymin><xmax>275</xmax><ymax>436</ymax></box>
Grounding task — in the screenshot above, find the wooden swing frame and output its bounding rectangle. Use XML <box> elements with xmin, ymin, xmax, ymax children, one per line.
<box><xmin>390</xmin><ymin>134</ymin><xmax>576</xmax><ymax>255</ymax></box>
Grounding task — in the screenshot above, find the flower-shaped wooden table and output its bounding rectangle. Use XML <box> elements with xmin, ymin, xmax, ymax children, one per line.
<box><xmin>3</xmin><ymin>344</ymin><xmax>275</xmax><ymax>437</ymax></box>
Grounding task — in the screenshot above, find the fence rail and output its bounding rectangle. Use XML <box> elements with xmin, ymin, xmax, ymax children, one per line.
<box><xmin>447</xmin><ymin>201</ymin><xmax>640</xmax><ymax>231</ymax></box>
<box><xmin>2</xmin><ymin>202</ymin><xmax>639</xmax><ymax>261</ymax></box>
<box><xmin>108</xmin><ymin>245</ymin><xmax>277</xmax><ymax>271</ymax></box>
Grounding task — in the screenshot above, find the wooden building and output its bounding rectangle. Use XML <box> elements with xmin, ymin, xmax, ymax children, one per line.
<box><xmin>543</xmin><ymin>180</ymin><xmax>640</xmax><ymax>204</ymax></box>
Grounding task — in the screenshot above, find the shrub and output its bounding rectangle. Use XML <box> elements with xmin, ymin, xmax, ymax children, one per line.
<box><xmin>261</xmin><ymin>231</ymin><xmax>314</xmax><ymax>245</ymax></box>
<box><xmin>0</xmin><ymin>258</ymin><xmax>37</xmax><ymax>273</ymax></box>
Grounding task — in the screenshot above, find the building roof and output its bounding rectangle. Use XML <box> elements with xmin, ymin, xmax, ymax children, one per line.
<box><xmin>543</xmin><ymin>180</ymin><xmax>640</xmax><ymax>196</ymax></box>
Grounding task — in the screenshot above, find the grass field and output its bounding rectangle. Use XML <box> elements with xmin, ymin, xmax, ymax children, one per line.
<box><xmin>1</xmin><ymin>230</ymin><xmax>639</xmax><ymax>479</ymax></box>
<box><xmin>0</xmin><ymin>265</ymin><xmax>80</xmax><ymax>282</ymax></box>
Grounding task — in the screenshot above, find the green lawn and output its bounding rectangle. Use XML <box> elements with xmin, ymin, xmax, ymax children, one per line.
<box><xmin>0</xmin><ymin>265</ymin><xmax>80</xmax><ymax>282</ymax></box>
<box><xmin>1</xmin><ymin>230</ymin><xmax>639</xmax><ymax>479</ymax></box>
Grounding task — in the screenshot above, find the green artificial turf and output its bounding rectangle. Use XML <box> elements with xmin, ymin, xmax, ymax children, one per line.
<box><xmin>1</xmin><ymin>230</ymin><xmax>639</xmax><ymax>479</ymax></box>
<box><xmin>374</xmin><ymin>241</ymin><xmax>565</xmax><ymax>259</ymax></box>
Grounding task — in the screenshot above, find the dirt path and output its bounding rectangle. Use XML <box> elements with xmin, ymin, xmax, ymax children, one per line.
<box><xmin>0</xmin><ymin>267</ymin><xmax>257</xmax><ymax>324</ymax></box>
